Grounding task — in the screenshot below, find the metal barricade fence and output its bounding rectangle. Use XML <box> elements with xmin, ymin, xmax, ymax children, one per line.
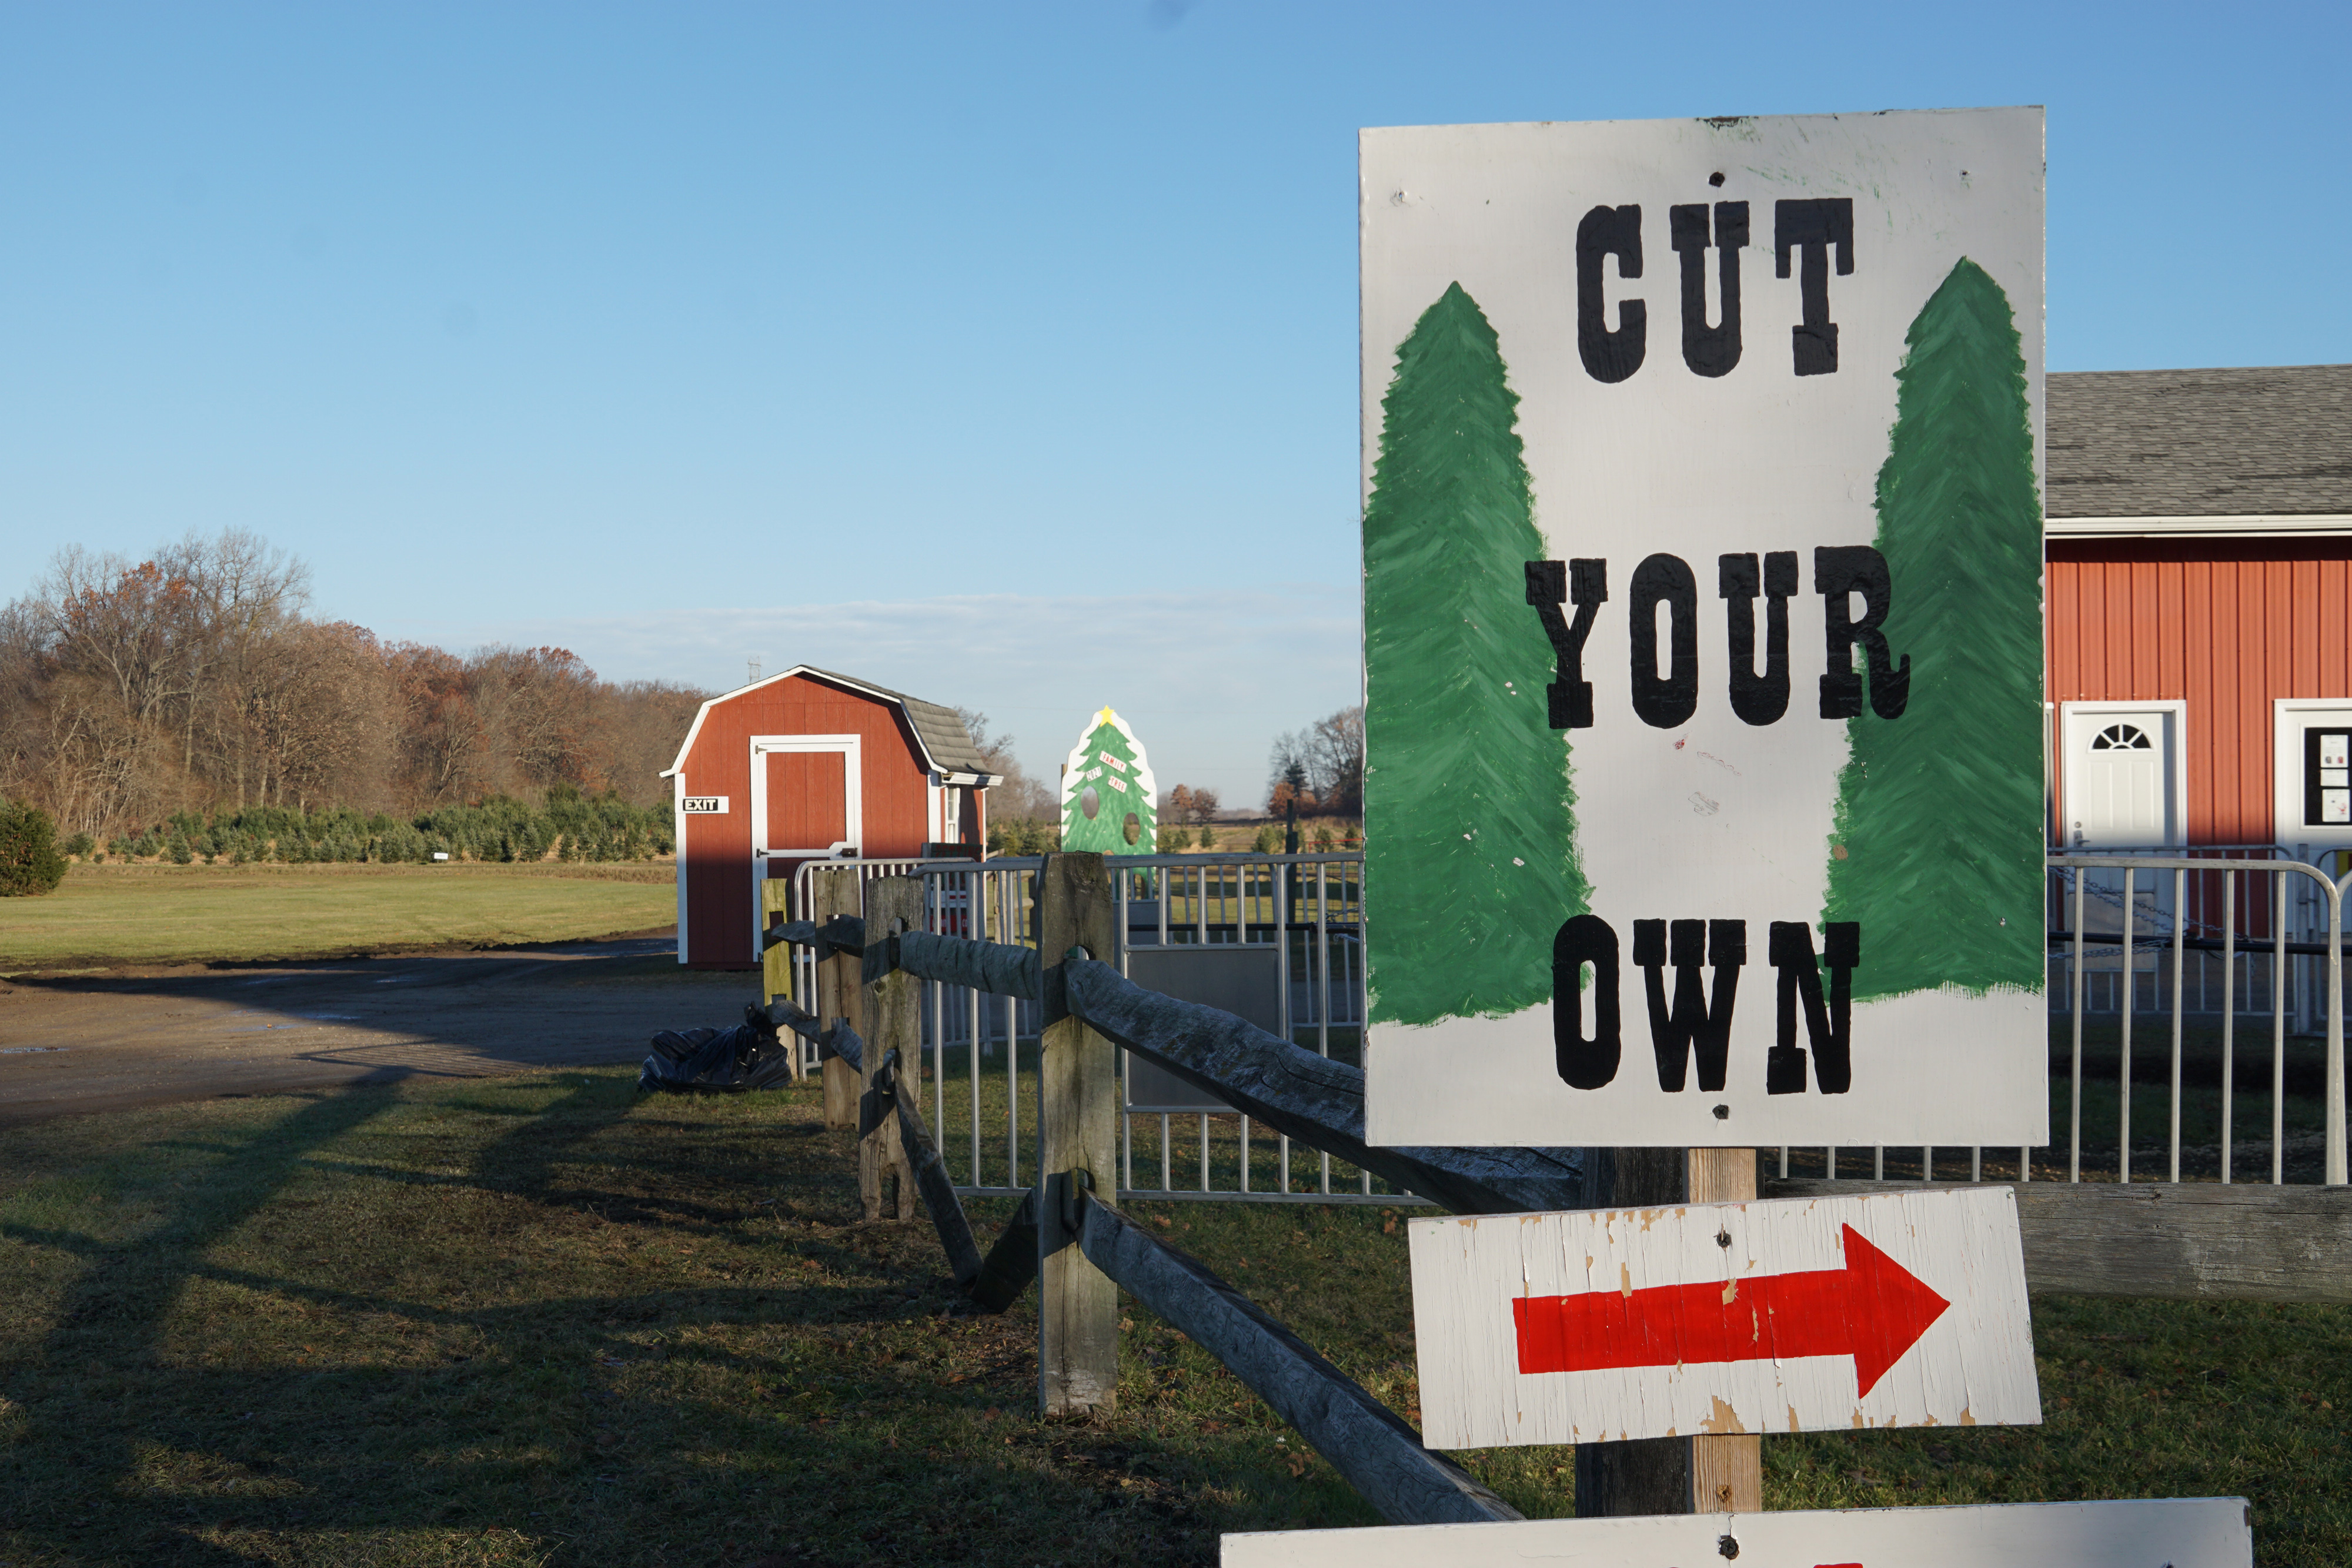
<box><xmin>788</xmin><ymin>850</ymin><xmax>2344</xmax><ymax>1198</ymax></box>
<box><xmin>2046</xmin><ymin>845</ymin><xmax>2293</xmax><ymax>1018</ymax></box>
<box><xmin>1776</xmin><ymin>853</ymin><xmax>2344</xmax><ymax>1189</ymax></box>
<box><xmin>786</xmin><ymin>852</ymin><xmax>1416</xmax><ymax>1205</ymax></box>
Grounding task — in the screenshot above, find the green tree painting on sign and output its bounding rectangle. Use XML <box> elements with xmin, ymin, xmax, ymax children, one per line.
<box><xmin>1364</xmin><ymin>282</ymin><xmax>1591</xmax><ymax>1026</ymax></box>
<box><xmin>1823</xmin><ymin>258</ymin><xmax>2044</xmax><ymax>999</ymax></box>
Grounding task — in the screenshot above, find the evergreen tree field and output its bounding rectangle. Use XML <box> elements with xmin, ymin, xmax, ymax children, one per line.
<box><xmin>1363</xmin><ymin>282</ymin><xmax>1592</xmax><ymax>1026</ymax></box>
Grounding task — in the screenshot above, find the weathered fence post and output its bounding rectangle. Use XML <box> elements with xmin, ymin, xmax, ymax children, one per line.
<box><xmin>810</xmin><ymin>865</ymin><xmax>864</xmax><ymax>1132</ymax></box>
<box><xmin>861</xmin><ymin>877</ymin><xmax>923</xmax><ymax>1222</ymax></box>
<box><xmin>1035</xmin><ymin>851</ymin><xmax>1120</xmax><ymax>1415</ymax></box>
<box><xmin>1573</xmin><ymin>1146</ymin><xmax>1760</xmax><ymax>1516</ymax></box>
<box><xmin>759</xmin><ymin>879</ymin><xmax>801</xmax><ymax>1082</ymax></box>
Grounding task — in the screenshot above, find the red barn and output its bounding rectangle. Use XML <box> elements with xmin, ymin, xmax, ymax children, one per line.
<box><xmin>662</xmin><ymin>667</ymin><xmax>1000</xmax><ymax>968</ymax></box>
<box><xmin>2045</xmin><ymin>365</ymin><xmax>2352</xmax><ymax>862</ymax></box>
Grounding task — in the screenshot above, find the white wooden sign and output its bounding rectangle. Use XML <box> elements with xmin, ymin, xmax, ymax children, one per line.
<box><xmin>1222</xmin><ymin>1497</ymin><xmax>2253</xmax><ymax>1567</ymax></box>
<box><xmin>681</xmin><ymin>796</ymin><xmax>729</xmax><ymax>814</ymax></box>
<box><xmin>1358</xmin><ymin>110</ymin><xmax>2049</xmax><ymax>1149</ymax></box>
<box><xmin>1409</xmin><ymin>1188</ymin><xmax>2036</xmax><ymax>1449</ymax></box>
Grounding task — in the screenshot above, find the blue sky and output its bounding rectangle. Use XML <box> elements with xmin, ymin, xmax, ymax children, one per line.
<box><xmin>4</xmin><ymin>2</ymin><xmax>2346</xmax><ymax>804</ymax></box>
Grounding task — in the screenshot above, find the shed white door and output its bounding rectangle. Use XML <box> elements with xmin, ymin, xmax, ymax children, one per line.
<box><xmin>2061</xmin><ymin>704</ymin><xmax>2181</xmax><ymax>847</ymax></box>
<box><xmin>748</xmin><ymin>735</ymin><xmax>863</xmax><ymax>931</ymax></box>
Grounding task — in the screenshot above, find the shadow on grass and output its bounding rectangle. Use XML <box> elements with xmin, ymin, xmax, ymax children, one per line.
<box><xmin>5</xmin><ymin>1083</ymin><xmax>402</xmax><ymax>1564</ymax></box>
<box><xmin>0</xmin><ymin>1074</ymin><xmax>1277</xmax><ymax>1566</ymax></box>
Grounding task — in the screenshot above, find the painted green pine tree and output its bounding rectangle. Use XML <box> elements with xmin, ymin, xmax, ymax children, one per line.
<box><xmin>1364</xmin><ymin>282</ymin><xmax>1591</xmax><ymax>1026</ymax></box>
<box><xmin>1060</xmin><ymin>708</ymin><xmax>1157</xmax><ymax>856</ymax></box>
<box><xmin>1823</xmin><ymin>258</ymin><xmax>2044</xmax><ymax>999</ymax></box>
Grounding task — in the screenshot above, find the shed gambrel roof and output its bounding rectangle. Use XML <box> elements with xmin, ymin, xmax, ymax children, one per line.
<box><xmin>2047</xmin><ymin>364</ymin><xmax>2352</xmax><ymax>531</ymax></box>
<box><xmin>661</xmin><ymin>666</ymin><xmax>1004</xmax><ymax>784</ymax></box>
<box><xmin>799</xmin><ymin>667</ymin><xmax>1002</xmax><ymax>781</ymax></box>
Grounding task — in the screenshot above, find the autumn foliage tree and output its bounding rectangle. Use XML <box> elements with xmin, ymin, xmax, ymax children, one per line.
<box><xmin>0</xmin><ymin>530</ymin><xmax>707</xmax><ymax>839</ymax></box>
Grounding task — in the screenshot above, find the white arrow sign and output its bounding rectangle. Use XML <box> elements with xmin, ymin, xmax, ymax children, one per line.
<box><xmin>1409</xmin><ymin>1186</ymin><xmax>2037</xmax><ymax>1449</ymax></box>
<box><xmin>1222</xmin><ymin>1497</ymin><xmax>2253</xmax><ymax>1568</ymax></box>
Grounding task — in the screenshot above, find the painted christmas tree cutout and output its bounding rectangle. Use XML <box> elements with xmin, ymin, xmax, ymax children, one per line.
<box><xmin>1364</xmin><ymin>282</ymin><xmax>1592</xmax><ymax>1027</ymax></box>
<box><xmin>1060</xmin><ymin>708</ymin><xmax>1158</xmax><ymax>856</ymax></box>
<box><xmin>1823</xmin><ymin>258</ymin><xmax>2044</xmax><ymax>1000</ymax></box>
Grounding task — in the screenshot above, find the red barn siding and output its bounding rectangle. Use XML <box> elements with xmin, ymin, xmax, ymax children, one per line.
<box><xmin>674</xmin><ymin>673</ymin><xmax>940</xmax><ymax>968</ymax></box>
<box><xmin>2047</xmin><ymin>537</ymin><xmax>2352</xmax><ymax>848</ymax></box>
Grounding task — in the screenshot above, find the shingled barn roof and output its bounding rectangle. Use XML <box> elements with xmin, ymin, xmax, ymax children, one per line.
<box><xmin>2047</xmin><ymin>364</ymin><xmax>2352</xmax><ymax>529</ymax></box>
<box><xmin>797</xmin><ymin>668</ymin><xmax>1001</xmax><ymax>782</ymax></box>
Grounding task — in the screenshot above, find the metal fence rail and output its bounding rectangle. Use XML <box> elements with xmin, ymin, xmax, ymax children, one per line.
<box><xmin>787</xmin><ymin>851</ymin><xmax>1419</xmax><ymax>1206</ymax></box>
<box><xmin>1777</xmin><ymin>853</ymin><xmax>2345</xmax><ymax>1189</ymax></box>
<box><xmin>786</xmin><ymin>849</ymin><xmax>2346</xmax><ymax>1201</ymax></box>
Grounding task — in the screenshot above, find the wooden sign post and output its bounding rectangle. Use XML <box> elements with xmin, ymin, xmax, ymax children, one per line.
<box><xmin>1221</xmin><ymin>1497</ymin><xmax>2254</xmax><ymax>1568</ymax></box>
<box><xmin>1574</xmin><ymin>1147</ymin><xmax>1762</xmax><ymax>1516</ymax></box>
<box><xmin>1408</xmin><ymin>1186</ymin><xmax>2039</xmax><ymax>1452</ymax></box>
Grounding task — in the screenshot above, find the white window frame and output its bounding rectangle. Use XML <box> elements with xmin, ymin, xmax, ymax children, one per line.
<box><xmin>2274</xmin><ymin>698</ymin><xmax>2352</xmax><ymax>853</ymax></box>
<box><xmin>2058</xmin><ymin>700</ymin><xmax>2187</xmax><ymax>848</ymax></box>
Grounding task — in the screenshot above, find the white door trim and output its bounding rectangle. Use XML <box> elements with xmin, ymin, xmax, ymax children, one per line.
<box><xmin>749</xmin><ymin>734</ymin><xmax>862</xmax><ymax>945</ymax></box>
<box><xmin>2274</xmin><ymin>698</ymin><xmax>2352</xmax><ymax>852</ymax></box>
<box><xmin>749</xmin><ymin>734</ymin><xmax>863</xmax><ymax>857</ymax></box>
<box><xmin>2059</xmin><ymin>700</ymin><xmax>2187</xmax><ymax>847</ymax></box>
<box><xmin>671</xmin><ymin>771</ymin><xmax>689</xmax><ymax>963</ymax></box>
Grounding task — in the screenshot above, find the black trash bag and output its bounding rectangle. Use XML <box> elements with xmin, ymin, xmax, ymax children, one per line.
<box><xmin>637</xmin><ymin>1017</ymin><xmax>797</xmax><ymax>1094</ymax></box>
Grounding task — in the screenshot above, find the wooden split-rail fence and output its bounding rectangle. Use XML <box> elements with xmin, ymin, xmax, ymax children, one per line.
<box><xmin>754</xmin><ymin>853</ymin><xmax>2352</xmax><ymax>1527</ymax></box>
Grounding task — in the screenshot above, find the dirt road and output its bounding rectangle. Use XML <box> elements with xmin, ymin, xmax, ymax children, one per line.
<box><xmin>0</xmin><ymin>935</ymin><xmax>756</xmax><ymax>1125</ymax></box>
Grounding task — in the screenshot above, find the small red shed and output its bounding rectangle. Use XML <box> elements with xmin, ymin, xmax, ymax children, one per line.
<box><xmin>2045</xmin><ymin>365</ymin><xmax>2352</xmax><ymax>860</ymax></box>
<box><xmin>662</xmin><ymin>667</ymin><xmax>1000</xmax><ymax>968</ymax></box>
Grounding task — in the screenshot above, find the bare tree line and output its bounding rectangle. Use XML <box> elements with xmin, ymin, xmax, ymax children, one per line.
<box><xmin>1</xmin><ymin>530</ymin><xmax>707</xmax><ymax>838</ymax></box>
<box><xmin>954</xmin><ymin>708</ymin><xmax>1057</xmax><ymax>821</ymax></box>
<box><xmin>1267</xmin><ymin>705</ymin><xmax>1364</xmax><ymax>817</ymax></box>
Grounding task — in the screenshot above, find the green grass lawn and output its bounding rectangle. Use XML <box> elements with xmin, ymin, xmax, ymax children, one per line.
<box><xmin>0</xmin><ymin>862</ymin><xmax>678</xmax><ymax>971</ymax></box>
<box><xmin>1</xmin><ymin>1068</ymin><xmax>2344</xmax><ymax>1567</ymax></box>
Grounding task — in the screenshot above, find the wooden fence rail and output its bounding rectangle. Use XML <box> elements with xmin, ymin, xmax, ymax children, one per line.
<box><xmin>760</xmin><ymin>859</ymin><xmax>1535</xmax><ymax>1522</ymax></box>
<box><xmin>1766</xmin><ymin>1177</ymin><xmax>2352</xmax><ymax>1303</ymax></box>
<box><xmin>777</xmin><ymin>912</ymin><xmax>1587</xmax><ymax>1215</ymax></box>
<box><xmin>1070</xmin><ymin>1188</ymin><xmax>1520</xmax><ymax>1526</ymax></box>
<box><xmin>756</xmin><ymin>855</ymin><xmax>2352</xmax><ymax>1533</ymax></box>
<box><xmin>1060</xmin><ymin>954</ymin><xmax>1585</xmax><ymax>1216</ymax></box>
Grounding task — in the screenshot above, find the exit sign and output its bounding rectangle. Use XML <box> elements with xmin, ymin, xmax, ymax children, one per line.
<box><xmin>681</xmin><ymin>796</ymin><xmax>729</xmax><ymax>814</ymax></box>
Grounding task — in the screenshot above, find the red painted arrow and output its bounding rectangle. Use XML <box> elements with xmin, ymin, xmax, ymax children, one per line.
<box><xmin>1511</xmin><ymin>1223</ymin><xmax>1951</xmax><ymax>1397</ymax></box>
